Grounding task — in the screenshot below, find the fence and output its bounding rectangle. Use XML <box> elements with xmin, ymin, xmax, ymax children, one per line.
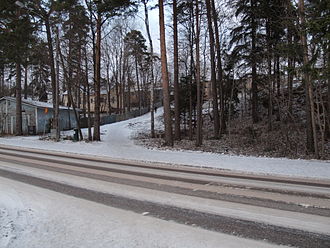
<box><xmin>80</xmin><ymin>102</ymin><xmax>161</xmax><ymax>128</ymax></box>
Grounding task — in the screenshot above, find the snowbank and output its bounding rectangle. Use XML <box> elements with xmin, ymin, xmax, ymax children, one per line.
<box><xmin>0</xmin><ymin>108</ymin><xmax>329</xmax><ymax>179</ymax></box>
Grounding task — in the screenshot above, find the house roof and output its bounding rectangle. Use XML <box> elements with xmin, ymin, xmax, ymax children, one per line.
<box><xmin>0</xmin><ymin>96</ymin><xmax>81</xmax><ymax>111</ymax></box>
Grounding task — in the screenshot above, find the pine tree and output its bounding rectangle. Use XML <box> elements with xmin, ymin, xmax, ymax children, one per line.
<box><xmin>124</xmin><ymin>30</ymin><xmax>147</xmax><ymax>113</ymax></box>
<box><xmin>159</xmin><ymin>0</ymin><xmax>173</xmax><ymax>146</ymax></box>
<box><xmin>0</xmin><ymin>0</ymin><xmax>34</xmax><ymax>135</ymax></box>
<box><xmin>230</xmin><ymin>0</ymin><xmax>263</xmax><ymax>124</ymax></box>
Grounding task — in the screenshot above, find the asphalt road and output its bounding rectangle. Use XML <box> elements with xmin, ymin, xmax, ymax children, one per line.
<box><xmin>0</xmin><ymin>145</ymin><xmax>330</xmax><ymax>247</ymax></box>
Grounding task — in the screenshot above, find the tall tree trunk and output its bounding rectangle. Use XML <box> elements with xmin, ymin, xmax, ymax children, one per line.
<box><xmin>251</xmin><ymin>0</ymin><xmax>258</xmax><ymax>123</ymax></box>
<box><xmin>116</xmin><ymin>81</ymin><xmax>120</xmax><ymax>114</ymax></box>
<box><xmin>120</xmin><ymin>84</ymin><xmax>123</xmax><ymax>113</ymax></box>
<box><xmin>93</xmin><ymin>12</ymin><xmax>102</xmax><ymax>141</ymax></box>
<box><xmin>58</xmin><ymin>37</ymin><xmax>83</xmax><ymax>141</ymax></box>
<box><xmin>118</xmin><ymin>49</ymin><xmax>123</xmax><ymax>113</ymax></box>
<box><xmin>276</xmin><ymin>54</ymin><xmax>281</xmax><ymax>121</ymax></box>
<box><xmin>135</xmin><ymin>58</ymin><xmax>141</xmax><ymax>113</ymax></box>
<box><xmin>195</xmin><ymin>0</ymin><xmax>202</xmax><ymax>146</ymax></box>
<box><xmin>121</xmin><ymin>57</ymin><xmax>127</xmax><ymax>113</ymax></box>
<box><xmin>85</xmin><ymin>49</ymin><xmax>92</xmax><ymax>141</ymax></box>
<box><xmin>159</xmin><ymin>0</ymin><xmax>173</xmax><ymax>146</ymax></box>
<box><xmin>188</xmin><ymin>2</ymin><xmax>194</xmax><ymax>141</ymax></box>
<box><xmin>67</xmin><ymin>32</ymin><xmax>73</xmax><ymax>129</ymax></box>
<box><xmin>286</xmin><ymin>0</ymin><xmax>294</xmax><ymax>117</ymax></box>
<box><xmin>298</xmin><ymin>0</ymin><xmax>318</xmax><ymax>157</ymax></box>
<box><xmin>327</xmin><ymin>47</ymin><xmax>330</xmax><ymax>138</ymax></box>
<box><xmin>106</xmin><ymin>63</ymin><xmax>111</xmax><ymax>115</ymax></box>
<box><xmin>173</xmin><ymin>0</ymin><xmax>181</xmax><ymax>140</ymax></box>
<box><xmin>24</xmin><ymin>64</ymin><xmax>28</xmax><ymax>99</ymax></box>
<box><xmin>206</xmin><ymin>0</ymin><xmax>220</xmax><ymax>138</ymax></box>
<box><xmin>189</xmin><ymin>81</ymin><xmax>193</xmax><ymax>140</ymax></box>
<box><xmin>16</xmin><ymin>63</ymin><xmax>22</xmax><ymax>135</ymax></box>
<box><xmin>142</xmin><ymin>0</ymin><xmax>155</xmax><ymax>138</ymax></box>
<box><xmin>276</xmin><ymin>55</ymin><xmax>280</xmax><ymax>97</ymax></box>
<box><xmin>211</xmin><ymin>0</ymin><xmax>225</xmax><ymax>135</ymax></box>
<box><xmin>0</xmin><ymin>64</ymin><xmax>4</xmax><ymax>97</ymax></box>
<box><xmin>287</xmin><ymin>47</ymin><xmax>293</xmax><ymax>115</ymax></box>
<box><xmin>228</xmin><ymin>72</ymin><xmax>235</xmax><ymax>137</ymax></box>
<box><xmin>127</xmin><ymin>70</ymin><xmax>131</xmax><ymax>112</ymax></box>
<box><xmin>202</xmin><ymin>31</ymin><xmax>208</xmax><ymax>79</ymax></box>
<box><xmin>77</xmin><ymin>47</ymin><xmax>83</xmax><ymax>110</ymax></box>
<box><xmin>83</xmin><ymin>85</ymin><xmax>86</xmax><ymax>117</ymax></box>
<box><xmin>87</xmin><ymin>83</ymin><xmax>92</xmax><ymax>141</ymax></box>
<box><xmin>54</xmin><ymin>26</ymin><xmax>60</xmax><ymax>141</ymax></box>
<box><xmin>266</xmin><ymin>20</ymin><xmax>273</xmax><ymax>131</ymax></box>
<box><xmin>45</xmin><ymin>17</ymin><xmax>59</xmax><ymax>138</ymax></box>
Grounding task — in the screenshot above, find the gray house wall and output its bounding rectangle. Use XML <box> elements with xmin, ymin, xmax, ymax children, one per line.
<box><xmin>0</xmin><ymin>99</ymin><xmax>35</xmax><ymax>134</ymax></box>
<box><xmin>36</xmin><ymin>108</ymin><xmax>78</xmax><ymax>133</ymax></box>
<box><xmin>0</xmin><ymin>99</ymin><xmax>9</xmax><ymax>134</ymax></box>
<box><xmin>59</xmin><ymin>109</ymin><xmax>78</xmax><ymax>130</ymax></box>
<box><xmin>0</xmin><ymin>98</ymin><xmax>79</xmax><ymax>135</ymax></box>
<box><xmin>36</xmin><ymin>108</ymin><xmax>53</xmax><ymax>133</ymax></box>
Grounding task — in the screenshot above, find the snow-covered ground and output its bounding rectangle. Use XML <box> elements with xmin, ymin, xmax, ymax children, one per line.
<box><xmin>0</xmin><ymin>108</ymin><xmax>329</xmax><ymax>179</ymax></box>
<box><xmin>1</xmin><ymin>109</ymin><xmax>329</xmax><ymax>247</ymax></box>
<box><xmin>1</xmin><ymin>177</ymin><xmax>284</xmax><ymax>248</ymax></box>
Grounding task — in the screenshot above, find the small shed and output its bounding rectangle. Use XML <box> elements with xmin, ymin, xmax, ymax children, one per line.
<box><xmin>0</xmin><ymin>96</ymin><xmax>81</xmax><ymax>135</ymax></box>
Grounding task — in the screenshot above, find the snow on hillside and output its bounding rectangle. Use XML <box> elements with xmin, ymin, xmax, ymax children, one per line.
<box><xmin>0</xmin><ymin>108</ymin><xmax>329</xmax><ymax>179</ymax></box>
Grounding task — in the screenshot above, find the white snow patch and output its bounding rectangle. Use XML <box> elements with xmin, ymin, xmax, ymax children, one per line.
<box><xmin>0</xmin><ymin>108</ymin><xmax>329</xmax><ymax>179</ymax></box>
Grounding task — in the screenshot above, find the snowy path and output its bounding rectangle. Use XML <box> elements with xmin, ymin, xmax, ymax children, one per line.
<box><xmin>0</xmin><ymin>109</ymin><xmax>329</xmax><ymax>179</ymax></box>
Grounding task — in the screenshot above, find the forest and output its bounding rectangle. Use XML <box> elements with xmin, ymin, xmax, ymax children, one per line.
<box><xmin>0</xmin><ymin>0</ymin><xmax>329</xmax><ymax>159</ymax></box>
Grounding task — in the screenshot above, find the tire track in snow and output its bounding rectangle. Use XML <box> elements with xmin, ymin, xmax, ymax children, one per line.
<box><xmin>1</xmin><ymin>155</ymin><xmax>329</xmax><ymax>217</ymax></box>
<box><xmin>0</xmin><ymin>168</ymin><xmax>329</xmax><ymax>248</ymax></box>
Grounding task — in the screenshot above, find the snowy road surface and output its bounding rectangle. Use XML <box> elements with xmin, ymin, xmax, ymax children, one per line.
<box><xmin>0</xmin><ymin>108</ymin><xmax>329</xmax><ymax>179</ymax></box>
<box><xmin>0</xmin><ymin>147</ymin><xmax>329</xmax><ymax>247</ymax></box>
<box><xmin>0</xmin><ymin>177</ymin><xmax>284</xmax><ymax>248</ymax></box>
